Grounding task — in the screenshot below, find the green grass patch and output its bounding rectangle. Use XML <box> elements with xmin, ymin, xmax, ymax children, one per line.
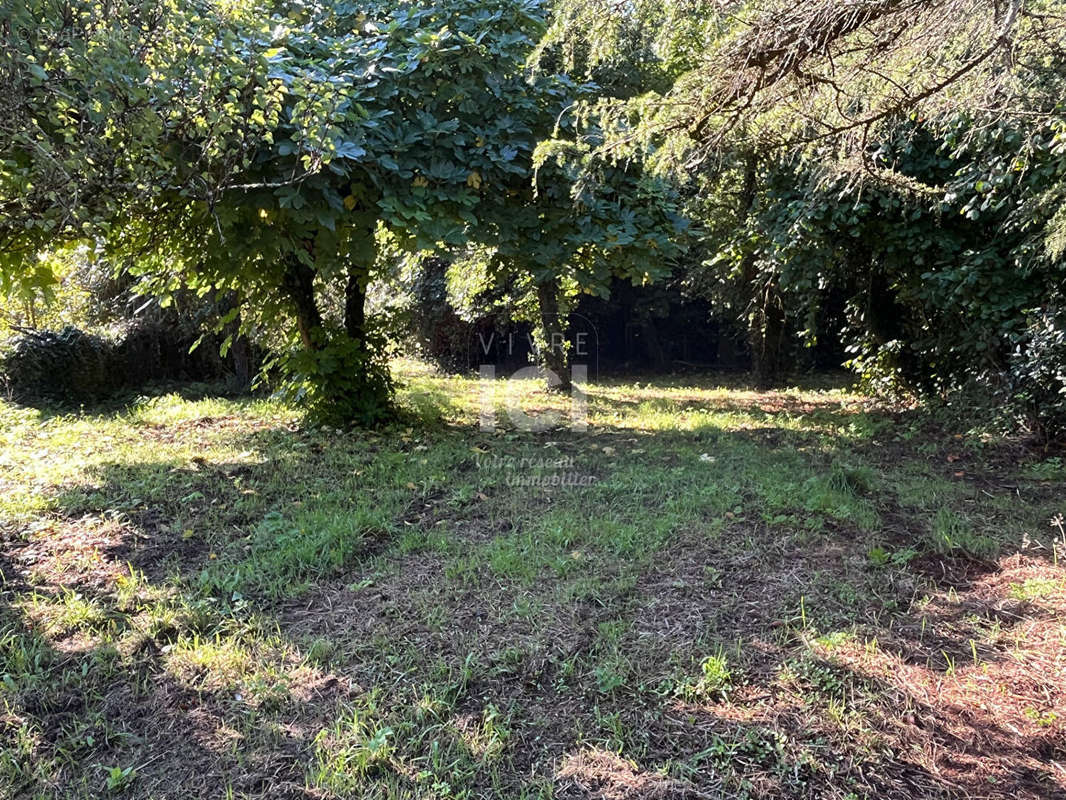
<box><xmin>0</xmin><ymin>362</ymin><xmax>1061</xmax><ymax>799</ymax></box>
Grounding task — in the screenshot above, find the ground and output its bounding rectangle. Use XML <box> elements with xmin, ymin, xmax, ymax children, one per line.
<box><xmin>1</xmin><ymin>360</ymin><xmax>1064</xmax><ymax>799</ymax></box>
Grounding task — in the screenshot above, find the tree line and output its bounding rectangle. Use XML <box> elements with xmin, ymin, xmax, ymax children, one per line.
<box><xmin>2</xmin><ymin>0</ymin><xmax>1065</xmax><ymax>436</ymax></box>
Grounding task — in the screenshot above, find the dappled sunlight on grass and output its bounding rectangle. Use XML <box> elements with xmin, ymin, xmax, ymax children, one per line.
<box><xmin>396</xmin><ymin>361</ymin><xmax>874</xmax><ymax>438</ymax></box>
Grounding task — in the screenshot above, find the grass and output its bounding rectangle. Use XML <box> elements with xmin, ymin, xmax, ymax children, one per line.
<box><xmin>1</xmin><ymin>360</ymin><xmax>1064</xmax><ymax>799</ymax></box>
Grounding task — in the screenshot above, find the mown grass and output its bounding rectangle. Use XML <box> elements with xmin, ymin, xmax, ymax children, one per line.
<box><xmin>1</xmin><ymin>360</ymin><xmax>1064</xmax><ymax>799</ymax></box>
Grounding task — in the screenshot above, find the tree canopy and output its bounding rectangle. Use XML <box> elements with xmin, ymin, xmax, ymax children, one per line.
<box><xmin>2</xmin><ymin>0</ymin><xmax>1065</xmax><ymax>434</ymax></box>
<box><xmin>3</xmin><ymin>0</ymin><xmax>686</xmax><ymax>421</ymax></box>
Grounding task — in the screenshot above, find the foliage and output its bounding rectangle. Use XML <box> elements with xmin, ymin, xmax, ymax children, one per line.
<box><xmin>702</xmin><ymin>118</ymin><xmax>1065</xmax><ymax>409</ymax></box>
<box><xmin>0</xmin><ymin>0</ymin><xmax>270</xmax><ymax>267</ymax></box>
<box><xmin>553</xmin><ymin>0</ymin><xmax>1066</xmax><ymax>161</ymax></box>
<box><xmin>1008</xmin><ymin>305</ymin><xmax>1066</xmax><ymax>441</ymax></box>
<box><xmin>537</xmin><ymin>0</ymin><xmax>1065</xmax><ymax>413</ymax></box>
<box><xmin>4</xmin><ymin>0</ymin><xmax>609</xmax><ymax>422</ymax></box>
<box><xmin>0</xmin><ymin>320</ymin><xmax>234</xmax><ymax>404</ymax></box>
<box><xmin>1</xmin><ymin>326</ymin><xmax>115</xmax><ymax>402</ymax></box>
<box><xmin>395</xmin><ymin>258</ymin><xmax>480</xmax><ymax>372</ymax></box>
<box><xmin>470</xmin><ymin>118</ymin><xmax>689</xmax><ymax>381</ymax></box>
<box><xmin>0</xmin><ymin>247</ymin><xmax>95</xmax><ymax>339</ymax></box>
<box><xmin>267</xmin><ymin>323</ymin><xmax>395</xmax><ymax>426</ymax></box>
<box><xmin>504</xmin><ymin>133</ymin><xmax>686</xmax><ymax>292</ymax></box>
<box><xmin>3</xmin><ymin>0</ymin><xmax>1064</xmax><ymax>434</ymax></box>
<box><xmin>534</xmin><ymin>0</ymin><xmax>721</xmax><ymax>92</ymax></box>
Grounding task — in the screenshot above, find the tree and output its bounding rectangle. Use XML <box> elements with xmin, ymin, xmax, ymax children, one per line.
<box><xmin>474</xmin><ymin>129</ymin><xmax>687</xmax><ymax>389</ymax></box>
<box><xmin>539</xmin><ymin>0</ymin><xmax>1066</xmax><ymax>394</ymax></box>
<box><xmin>454</xmin><ymin>1</ymin><xmax>696</xmax><ymax>389</ymax></box>
<box><xmin>2</xmin><ymin>0</ymin><xmax>574</xmax><ymax>423</ymax></box>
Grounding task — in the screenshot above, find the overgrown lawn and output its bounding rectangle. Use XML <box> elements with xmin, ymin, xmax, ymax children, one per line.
<box><xmin>1</xmin><ymin>362</ymin><xmax>1064</xmax><ymax>799</ymax></box>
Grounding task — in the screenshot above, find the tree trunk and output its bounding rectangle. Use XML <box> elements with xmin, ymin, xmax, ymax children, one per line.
<box><xmin>229</xmin><ymin>333</ymin><xmax>253</xmax><ymax>391</ymax></box>
<box><xmin>282</xmin><ymin>253</ymin><xmax>324</xmax><ymax>351</ymax></box>
<box><xmin>750</xmin><ymin>281</ymin><xmax>786</xmax><ymax>389</ymax></box>
<box><xmin>535</xmin><ymin>280</ymin><xmax>571</xmax><ymax>392</ymax></box>
<box><xmin>344</xmin><ymin>266</ymin><xmax>367</xmax><ymax>341</ymax></box>
<box><xmin>733</xmin><ymin>153</ymin><xmax>785</xmax><ymax>388</ymax></box>
<box><xmin>642</xmin><ymin>319</ymin><xmax>667</xmax><ymax>369</ymax></box>
<box><xmin>278</xmin><ymin>236</ymin><xmax>393</xmax><ymax>425</ymax></box>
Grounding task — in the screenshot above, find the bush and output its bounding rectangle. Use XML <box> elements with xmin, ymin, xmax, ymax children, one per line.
<box><xmin>409</xmin><ymin>258</ymin><xmax>477</xmax><ymax>372</ymax></box>
<box><xmin>1</xmin><ymin>320</ymin><xmax>239</xmax><ymax>404</ymax></box>
<box><xmin>1007</xmin><ymin>306</ymin><xmax>1066</xmax><ymax>442</ymax></box>
<box><xmin>271</xmin><ymin>328</ymin><xmax>395</xmax><ymax>428</ymax></box>
<box><xmin>0</xmin><ymin>326</ymin><xmax>116</xmax><ymax>402</ymax></box>
<box><xmin>116</xmin><ymin>319</ymin><xmax>230</xmax><ymax>386</ymax></box>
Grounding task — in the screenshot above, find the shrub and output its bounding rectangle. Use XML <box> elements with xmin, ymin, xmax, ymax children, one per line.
<box><xmin>409</xmin><ymin>259</ymin><xmax>477</xmax><ymax>372</ymax></box>
<box><xmin>270</xmin><ymin>327</ymin><xmax>394</xmax><ymax>428</ymax></box>
<box><xmin>116</xmin><ymin>319</ymin><xmax>230</xmax><ymax>386</ymax></box>
<box><xmin>1</xmin><ymin>320</ymin><xmax>239</xmax><ymax>404</ymax></box>
<box><xmin>1007</xmin><ymin>306</ymin><xmax>1066</xmax><ymax>442</ymax></box>
<box><xmin>0</xmin><ymin>326</ymin><xmax>116</xmax><ymax>402</ymax></box>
